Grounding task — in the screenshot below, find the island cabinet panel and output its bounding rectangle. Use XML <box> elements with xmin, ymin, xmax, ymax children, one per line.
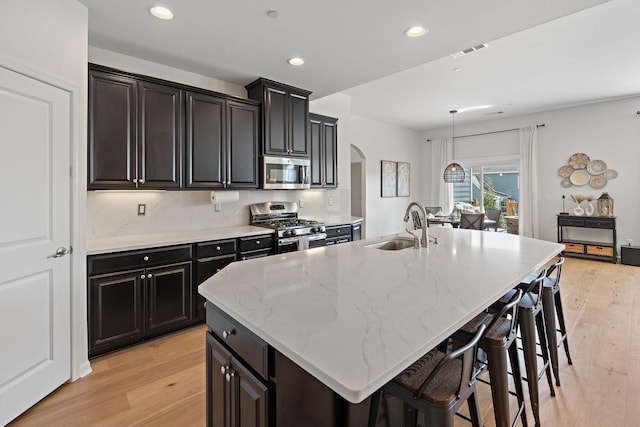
<box><xmin>239</xmin><ymin>234</ymin><xmax>274</xmax><ymax>260</ymax></box>
<box><xmin>245</xmin><ymin>78</ymin><xmax>312</xmax><ymax>158</ymax></box>
<box><xmin>309</xmin><ymin>113</ymin><xmax>338</xmax><ymax>189</ymax></box>
<box><xmin>87</xmin><ymin>244</ymin><xmax>193</xmax><ymax>357</ymax></box>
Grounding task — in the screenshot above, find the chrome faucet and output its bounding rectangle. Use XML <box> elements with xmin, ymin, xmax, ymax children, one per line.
<box><xmin>403</xmin><ymin>202</ymin><xmax>429</xmax><ymax>248</ymax></box>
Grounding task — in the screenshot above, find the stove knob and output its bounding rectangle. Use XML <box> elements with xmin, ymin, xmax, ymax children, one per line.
<box><xmin>290</xmin><ymin>228</ymin><xmax>299</xmax><ymax>236</ymax></box>
<box><xmin>283</xmin><ymin>230</ymin><xmax>292</xmax><ymax>237</ymax></box>
<box><xmin>312</xmin><ymin>226</ymin><xmax>326</xmax><ymax>233</ymax></box>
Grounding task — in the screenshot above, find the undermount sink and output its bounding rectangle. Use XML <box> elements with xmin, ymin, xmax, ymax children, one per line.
<box><xmin>363</xmin><ymin>237</ymin><xmax>416</xmax><ymax>250</ymax></box>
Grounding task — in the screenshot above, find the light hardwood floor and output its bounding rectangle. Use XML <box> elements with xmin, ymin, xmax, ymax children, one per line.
<box><xmin>9</xmin><ymin>257</ymin><xmax>640</xmax><ymax>426</ymax></box>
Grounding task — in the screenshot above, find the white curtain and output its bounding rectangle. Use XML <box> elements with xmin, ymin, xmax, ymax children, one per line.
<box><xmin>431</xmin><ymin>138</ymin><xmax>454</xmax><ymax>215</ymax></box>
<box><xmin>519</xmin><ymin>126</ymin><xmax>538</xmax><ymax>238</ymax></box>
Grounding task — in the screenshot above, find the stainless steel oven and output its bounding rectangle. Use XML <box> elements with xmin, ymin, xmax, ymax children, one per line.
<box><xmin>263</xmin><ymin>156</ymin><xmax>311</xmax><ymax>189</ymax></box>
<box><xmin>249</xmin><ymin>202</ymin><xmax>326</xmax><ymax>253</ymax></box>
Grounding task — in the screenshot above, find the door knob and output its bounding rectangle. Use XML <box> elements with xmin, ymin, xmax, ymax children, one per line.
<box><xmin>48</xmin><ymin>247</ymin><xmax>70</xmax><ymax>258</ymax></box>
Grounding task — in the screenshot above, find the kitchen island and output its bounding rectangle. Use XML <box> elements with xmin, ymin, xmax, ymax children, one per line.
<box><xmin>199</xmin><ymin>226</ymin><xmax>564</xmax><ymax>426</ymax></box>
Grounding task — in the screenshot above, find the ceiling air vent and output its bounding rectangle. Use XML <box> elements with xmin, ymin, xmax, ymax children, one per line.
<box><xmin>450</xmin><ymin>43</ymin><xmax>488</xmax><ymax>59</ymax></box>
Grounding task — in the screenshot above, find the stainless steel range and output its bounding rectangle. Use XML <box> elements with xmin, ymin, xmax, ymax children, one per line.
<box><xmin>249</xmin><ymin>202</ymin><xmax>326</xmax><ymax>253</ymax></box>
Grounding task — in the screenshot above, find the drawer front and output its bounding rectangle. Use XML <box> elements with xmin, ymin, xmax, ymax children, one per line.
<box><xmin>239</xmin><ymin>234</ymin><xmax>273</xmax><ymax>253</ymax></box>
<box><xmin>206</xmin><ymin>303</ymin><xmax>268</xmax><ymax>379</ymax></box>
<box><xmin>563</xmin><ymin>243</ymin><xmax>585</xmax><ymax>254</ymax></box>
<box><xmin>558</xmin><ymin>218</ymin><xmax>584</xmax><ymax>227</ymax></box>
<box><xmin>88</xmin><ymin>244</ymin><xmax>193</xmax><ymax>276</ymax></box>
<box><xmin>196</xmin><ymin>239</ymin><xmax>237</xmax><ymax>258</ymax></box>
<box><xmin>586</xmin><ymin>245</ymin><xmax>614</xmax><ymax>257</ymax></box>
<box><xmin>196</xmin><ymin>254</ymin><xmax>237</xmax><ymax>284</ymax></box>
<box><xmin>584</xmin><ymin>219</ymin><xmax>614</xmax><ymax>229</ymax></box>
<box><xmin>325</xmin><ymin>225</ymin><xmax>351</xmax><ymax>238</ymax></box>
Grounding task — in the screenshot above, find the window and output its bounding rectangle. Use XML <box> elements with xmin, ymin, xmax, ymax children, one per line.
<box><xmin>453</xmin><ymin>163</ymin><xmax>519</xmax><ymax>214</ymax></box>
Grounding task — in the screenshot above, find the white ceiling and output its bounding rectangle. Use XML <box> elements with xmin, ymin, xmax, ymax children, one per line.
<box><xmin>79</xmin><ymin>0</ymin><xmax>640</xmax><ymax>130</ymax></box>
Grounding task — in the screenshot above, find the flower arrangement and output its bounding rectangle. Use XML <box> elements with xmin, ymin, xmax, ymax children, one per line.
<box><xmin>570</xmin><ymin>194</ymin><xmax>593</xmax><ymax>205</ymax></box>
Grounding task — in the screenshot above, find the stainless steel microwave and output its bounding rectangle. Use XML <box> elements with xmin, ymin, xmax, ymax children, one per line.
<box><xmin>263</xmin><ymin>156</ymin><xmax>311</xmax><ymax>189</ymax></box>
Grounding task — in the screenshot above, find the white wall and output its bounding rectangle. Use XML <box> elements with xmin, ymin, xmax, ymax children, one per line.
<box><xmin>0</xmin><ymin>0</ymin><xmax>90</xmax><ymax>379</ymax></box>
<box><xmin>350</xmin><ymin>115</ymin><xmax>424</xmax><ymax>238</ymax></box>
<box><xmin>424</xmin><ymin>96</ymin><xmax>640</xmax><ymax>248</ymax></box>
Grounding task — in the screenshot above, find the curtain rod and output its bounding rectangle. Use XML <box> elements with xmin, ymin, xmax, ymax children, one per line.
<box><xmin>427</xmin><ymin>123</ymin><xmax>545</xmax><ymax>142</ymax></box>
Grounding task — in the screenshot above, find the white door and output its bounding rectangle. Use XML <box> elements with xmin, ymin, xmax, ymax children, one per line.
<box><xmin>0</xmin><ymin>64</ymin><xmax>71</xmax><ymax>425</ymax></box>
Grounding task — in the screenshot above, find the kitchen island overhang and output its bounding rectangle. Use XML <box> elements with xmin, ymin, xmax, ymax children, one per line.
<box><xmin>199</xmin><ymin>226</ymin><xmax>564</xmax><ymax>406</ymax></box>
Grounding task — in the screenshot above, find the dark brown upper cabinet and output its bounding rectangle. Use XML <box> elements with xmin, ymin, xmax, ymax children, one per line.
<box><xmin>184</xmin><ymin>92</ymin><xmax>260</xmax><ymax>189</ymax></box>
<box><xmin>309</xmin><ymin>113</ymin><xmax>338</xmax><ymax>188</ymax></box>
<box><xmin>246</xmin><ymin>78</ymin><xmax>311</xmax><ymax>158</ymax></box>
<box><xmin>88</xmin><ymin>68</ymin><xmax>182</xmax><ymax>189</ymax></box>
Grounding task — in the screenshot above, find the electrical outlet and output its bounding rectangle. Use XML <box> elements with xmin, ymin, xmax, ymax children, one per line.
<box><xmin>626</xmin><ymin>238</ymin><xmax>633</xmax><ymax>246</ymax></box>
<box><xmin>328</xmin><ymin>197</ymin><xmax>333</xmax><ymax>206</ymax></box>
<box><xmin>138</xmin><ymin>204</ymin><xmax>146</xmax><ymax>216</ymax></box>
<box><xmin>214</xmin><ymin>203</ymin><xmax>222</xmax><ymax>212</ymax></box>
<box><xmin>298</xmin><ymin>199</ymin><xmax>304</xmax><ymax>208</ymax></box>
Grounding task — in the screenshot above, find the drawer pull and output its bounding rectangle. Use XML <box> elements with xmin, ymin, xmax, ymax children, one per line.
<box><xmin>216</xmin><ymin>246</ymin><xmax>221</xmax><ymax>251</ymax></box>
<box><xmin>143</xmin><ymin>256</ymin><xmax>149</xmax><ymax>261</ymax></box>
<box><xmin>147</xmin><ymin>273</ymin><xmax>153</xmax><ymax>279</ymax></box>
<box><xmin>216</xmin><ymin>268</ymin><xmax>221</xmax><ymax>273</ymax></box>
<box><xmin>256</xmin><ymin>240</ymin><xmax>261</xmax><ymax>245</ymax></box>
<box><xmin>222</xmin><ymin>329</ymin><xmax>235</xmax><ymax>339</ymax></box>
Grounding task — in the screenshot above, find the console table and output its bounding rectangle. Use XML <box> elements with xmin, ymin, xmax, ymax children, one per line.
<box><xmin>557</xmin><ymin>214</ymin><xmax>617</xmax><ymax>263</ymax></box>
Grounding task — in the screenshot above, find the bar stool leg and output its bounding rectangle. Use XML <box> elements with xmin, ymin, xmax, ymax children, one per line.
<box><xmin>542</xmin><ymin>286</ymin><xmax>561</xmax><ymax>386</ymax></box>
<box><xmin>535</xmin><ymin>310</ymin><xmax>555</xmax><ymax>396</ymax></box>
<box><xmin>485</xmin><ymin>345</ymin><xmax>511</xmax><ymax>427</ymax></box>
<box><xmin>554</xmin><ymin>288</ymin><xmax>573</xmax><ymax>365</ymax></box>
<box><xmin>508</xmin><ymin>340</ymin><xmax>528</xmax><ymax>427</ymax></box>
<box><xmin>519</xmin><ymin>310</ymin><xmax>542</xmax><ymax>427</ymax></box>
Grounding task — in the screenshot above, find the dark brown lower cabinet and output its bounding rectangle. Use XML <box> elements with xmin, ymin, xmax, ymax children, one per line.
<box><xmin>88</xmin><ymin>245</ymin><xmax>193</xmax><ymax>358</ymax></box>
<box><xmin>207</xmin><ymin>333</ymin><xmax>268</xmax><ymax>427</ymax></box>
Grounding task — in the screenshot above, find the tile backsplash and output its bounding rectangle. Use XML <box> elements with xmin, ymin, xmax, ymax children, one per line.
<box><xmin>86</xmin><ymin>189</ymin><xmax>350</xmax><ymax>240</ymax></box>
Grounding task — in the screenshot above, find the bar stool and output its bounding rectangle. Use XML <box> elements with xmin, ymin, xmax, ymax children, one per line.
<box><xmin>452</xmin><ymin>289</ymin><xmax>527</xmax><ymax>427</ymax></box>
<box><xmin>518</xmin><ymin>257</ymin><xmax>572</xmax><ymax>386</ymax></box>
<box><xmin>368</xmin><ymin>324</ymin><xmax>486</xmax><ymax>427</ymax></box>
<box><xmin>492</xmin><ymin>271</ymin><xmax>554</xmax><ymax>427</ymax></box>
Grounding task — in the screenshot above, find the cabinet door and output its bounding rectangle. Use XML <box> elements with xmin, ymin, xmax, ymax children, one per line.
<box><xmin>145</xmin><ymin>261</ymin><xmax>192</xmax><ymax>336</ymax></box>
<box><xmin>138</xmin><ymin>81</ymin><xmax>183</xmax><ymax>188</ymax></box>
<box><xmin>207</xmin><ymin>333</ymin><xmax>233</xmax><ymax>427</ymax></box>
<box><xmin>195</xmin><ymin>254</ymin><xmax>237</xmax><ymax>322</ymax></box>
<box><xmin>88</xmin><ymin>70</ymin><xmax>137</xmax><ymax>189</ymax></box>
<box><xmin>289</xmin><ymin>93</ymin><xmax>309</xmax><ymax>157</ymax></box>
<box><xmin>263</xmin><ymin>87</ymin><xmax>288</xmax><ymax>155</ymax></box>
<box><xmin>230</xmin><ymin>356</ymin><xmax>268</xmax><ymax>427</ymax></box>
<box><xmin>309</xmin><ymin>117</ymin><xmax>323</xmax><ymax>188</ymax></box>
<box><xmin>88</xmin><ymin>269</ymin><xmax>145</xmax><ymax>357</ymax></box>
<box><xmin>227</xmin><ymin>100</ymin><xmax>259</xmax><ymax>188</ymax></box>
<box><xmin>185</xmin><ymin>91</ymin><xmax>226</xmax><ymax>188</ymax></box>
<box><xmin>322</xmin><ymin>119</ymin><xmax>338</xmax><ymax>188</ymax></box>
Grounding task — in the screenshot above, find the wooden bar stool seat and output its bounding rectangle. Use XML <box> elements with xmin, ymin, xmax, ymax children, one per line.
<box><xmin>453</xmin><ymin>290</ymin><xmax>528</xmax><ymax>427</ymax></box>
<box><xmin>368</xmin><ymin>325</ymin><xmax>486</xmax><ymax>427</ymax></box>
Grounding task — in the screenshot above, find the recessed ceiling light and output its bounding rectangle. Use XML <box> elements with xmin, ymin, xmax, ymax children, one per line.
<box><xmin>267</xmin><ymin>10</ymin><xmax>280</xmax><ymax>18</ymax></box>
<box><xmin>453</xmin><ymin>67</ymin><xmax>462</xmax><ymax>72</ymax></box>
<box><xmin>150</xmin><ymin>6</ymin><xmax>174</xmax><ymax>20</ymax></box>
<box><xmin>288</xmin><ymin>57</ymin><xmax>305</xmax><ymax>66</ymax></box>
<box><xmin>457</xmin><ymin>105</ymin><xmax>493</xmax><ymax>113</ymax></box>
<box><xmin>405</xmin><ymin>26</ymin><xmax>428</xmax><ymax>38</ymax></box>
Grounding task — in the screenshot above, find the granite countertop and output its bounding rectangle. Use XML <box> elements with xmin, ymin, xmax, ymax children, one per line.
<box><xmin>313</xmin><ymin>216</ymin><xmax>362</xmax><ymax>226</ymax></box>
<box><xmin>198</xmin><ymin>226</ymin><xmax>563</xmax><ymax>404</ymax></box>
<box><xmin>86</xmin><ymin>225</ymin><xmax>273</xmax><ymax>255</ymax></box>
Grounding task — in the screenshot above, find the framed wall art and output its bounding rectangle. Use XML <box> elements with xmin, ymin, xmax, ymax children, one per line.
<box><xmin>397</xmin><ymin>162</ymin><xmax>410</xmax><ymax>197</ymax></box>
<box><xmin>381</xmin><ymin>160</ymin><xmax>397</xmax><ymax>197</ymax></box>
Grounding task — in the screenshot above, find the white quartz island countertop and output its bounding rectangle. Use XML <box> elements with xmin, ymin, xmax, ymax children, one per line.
<box><xmin>198</xmin><ymin>226</ymin><xmax>564</xmax><ymax>404</ymax></box>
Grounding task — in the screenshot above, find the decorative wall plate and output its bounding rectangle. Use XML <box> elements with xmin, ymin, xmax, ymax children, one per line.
<box><xmin>558</xmin><ymin>165</ymin><xmax>574</xmax><ymax>178</ymax></box>
<box><xmin>569</xmin><ymin>169</ymin><xmax>590</xmax><ymax>186</ymax></box>
<box><xmin>603</xmin><ymin>169</ymin><xmax>618</xmax><ymax>180</ymax></box>
<box><xmin>560</xmin><ymin>177</ymin><xmax>573</xmax><ymax>188</ymax></box>
<box><xmin>586</xmin><ymin>159</ymin><xmax>607</xmax><ymax>175</ymax></box>
<box><xmin>569</xmin><ymin>152</ymin><xmax>590</xmax><ymax>169</ymax></box>
<box><xmin>589</xmin><ymin>175</ymin><xmax>607</xmax><ymax>189</ymax></box>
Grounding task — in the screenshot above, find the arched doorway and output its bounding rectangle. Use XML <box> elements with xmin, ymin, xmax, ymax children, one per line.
<box><xmin>350</xmin><ymin>144</ymin><xmax>366</xmax><ymax>238</ymax></box>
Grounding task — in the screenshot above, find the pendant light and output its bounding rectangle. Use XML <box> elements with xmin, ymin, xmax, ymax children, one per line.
<box><xmin>443</xmin><ymin>109</ymin><xmax>465</xmax><ymax>183</ymax></box>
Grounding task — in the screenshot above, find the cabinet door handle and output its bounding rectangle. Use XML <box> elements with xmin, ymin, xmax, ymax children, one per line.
<box><xmin>225</xmin><ymin>371</ymin><xmax>235</xmax><ymax>382</ymax></box>
<box><xmin>139</xmin><ymin>179</ymin><xmax>145</xmax><ymax>184</ymax></box>
<box><xmin>140</xmin><ymin>274</ymin><xmax>146</xmax><ymax>280</ymax></box>
<box><xmin>220</xmin><ymin>365</ymin><xmax>229</xmax><ymax>375</ymax></box>
<box><xmin>133</xmin><ymin>178</ymin><xmax>138</xmax><ymax>183</ymax></box>
<box><xmin>222</xmin><ymin>329</ymin><xmax>235</xmax><ymax>339</ymax></box>
<box><xmin>143</xmin><ymin>256</ymin><xmax>149</xmax><ymax>261</ymax></box>
<box><xmin>242</xmin><ymin>256</ymin><xmax>247</xmax><ymax>261</ymax></box>
<box><xmin>216</xmin><ymin>269</ymin><xmax>221</xmax><ymax>273</ymax></box>
<box><xmin>147</xmin><ymin>273</ymin><xmax>153</xmax><ymax>279</ymax></box>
